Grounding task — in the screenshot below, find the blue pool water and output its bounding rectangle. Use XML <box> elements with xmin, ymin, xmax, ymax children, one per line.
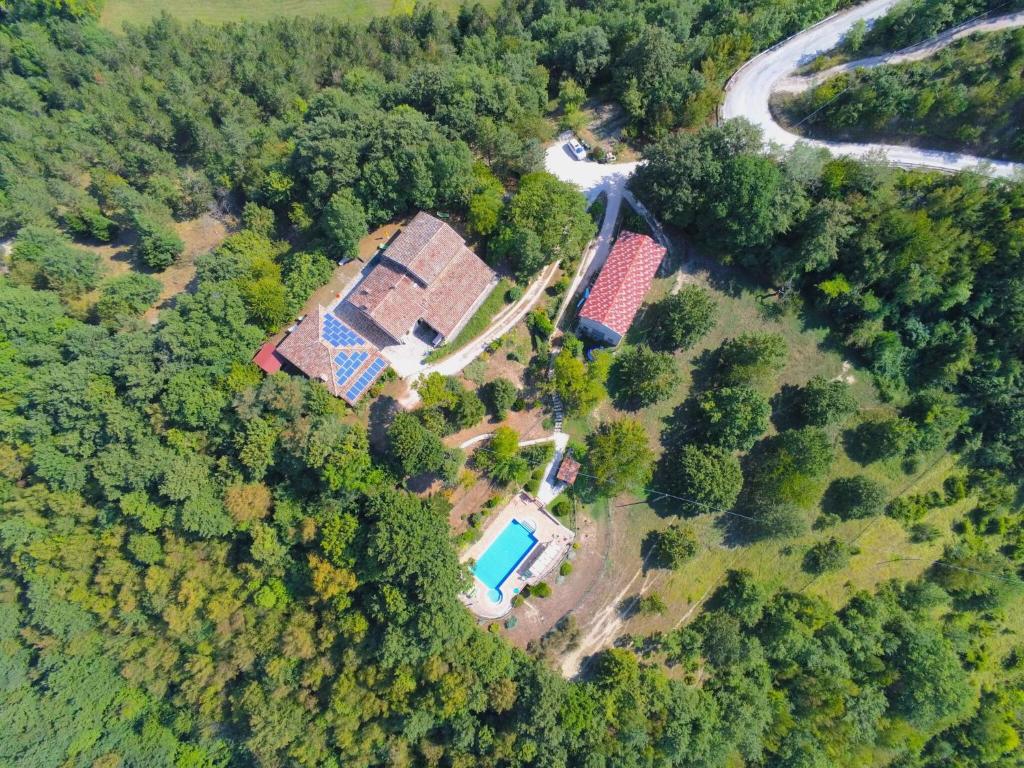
<box><xmin>473</xmin><ymin>520</ymin><xmax>537</xmax><ymax>602</ymax></box>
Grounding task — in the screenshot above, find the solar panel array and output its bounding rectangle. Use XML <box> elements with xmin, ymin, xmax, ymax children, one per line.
<box><xmin>333</xmin><ymin>350</ymin><xmax>370</xmax><ymax>387</ymax></box>
<box><xmin>345</xmin><ymin>357</ymin><xmax>388</xmax><ymax>401</ymax></box>
<box><xmin>322</xmin><ymin>314</ymin><xmax>367</xmax><ymax>348</ymax></box>
<box><xmin>318</xmin><ymin>312</ymin><xmax>389</xmax><ymax>404</ymax></box>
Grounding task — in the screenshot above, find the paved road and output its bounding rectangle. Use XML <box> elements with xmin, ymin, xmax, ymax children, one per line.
<box><xmin>722</xmin><ymin>0</ymin><xmax>1024</xmax><ymax>178</ymax></box>
<box><xmin>777</xmin><ymin>9</ymin><xmax>1024</xmax><ymax>93</ymax></box>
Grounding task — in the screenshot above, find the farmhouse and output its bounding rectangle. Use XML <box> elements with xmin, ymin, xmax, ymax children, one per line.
<box><xmin>274</xmin><ymin>307</ymin><xmax>390</xmax><ymax>405</ymax></box>
<box><xmin>577</xmin><ymin>231</ymin><xmax>666</xmax><ymax>346</ymax></box>
<box><xmin>344</xmin><ymin>212</ymin><xmax>498</xmax><ymax>346</ymax></box>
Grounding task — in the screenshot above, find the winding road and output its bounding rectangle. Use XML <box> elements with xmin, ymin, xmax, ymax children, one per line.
<box><xmin>722</xmin><ymin>0</ymin><xmax>1024</xmax><ymax>178</ymax></box>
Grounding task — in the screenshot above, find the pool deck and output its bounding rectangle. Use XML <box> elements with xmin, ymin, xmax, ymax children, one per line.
<box><xmin>460</xmin><ymin>491</ymin><xmax>575</xmax><ymax>620</ymax></box>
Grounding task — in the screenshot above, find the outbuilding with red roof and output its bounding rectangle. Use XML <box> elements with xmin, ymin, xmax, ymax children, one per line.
<box><xmin>577</xmin><ymin>231</ymin><xmax>666</xmax><ymax>346</ymax></box>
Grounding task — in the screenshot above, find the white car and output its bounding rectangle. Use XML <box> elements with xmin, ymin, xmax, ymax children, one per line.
<box><xmin>567</xmin><ymin>139</ymin><xmax>587</xmax><ymax>161</ymax></box>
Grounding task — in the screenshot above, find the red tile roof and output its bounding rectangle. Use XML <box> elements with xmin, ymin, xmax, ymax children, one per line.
<box><xmin>253</xmin><ymin>341</ymin><xmax>283</xmax><ymax>373</ymax></box>
<box><xmin>345</xmin><ymin>213</ymin><xmax>496</xmax><ymax>342</ymax></box>
<box><xmin>579</xmin><ymin>231</ymin><xmax>666</xmax><ymax>338</ymax></box>
<box><xmin>384</xmin><ymin>211</ymin><xmax>467</xmax><ymax>285</ymax></box>
<box><xmin>275</xmin><ymin>306</ymin><xmax>389</xmax><ymax>404</ymax></box>
<box><xmin>556</xmin><ymin>456</ymin><xmax>580</xmax><ymax>484</ymax></box>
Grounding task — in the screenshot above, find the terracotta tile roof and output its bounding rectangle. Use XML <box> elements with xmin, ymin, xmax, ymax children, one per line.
<box><xmin>253</xmin><ymin>341</ymin><xmax>283</xmax><ymax>373</ymax></box>
<box><xmin>344</xmin><ymin>212</ymin><xmax>496</xmax><ymax>342</ymax></box>
<box><xmin>275</xmin><ymin>306</ymin><xmax>389</xmax><ymax>404</ymax></box>
<box><xmin>556</xmin><ymin>456</ymin><xmax>580</xmax><ymax>484</ymax></box>
<box><xmin>422</xmin><ymin>245</ymin><xmax>497</xmax><ymax>338</ymax></box>
<box><xmin>384</xmin><ymin>211</ymin><xmax>466</xmax><ymax>285</ymax></box>
<box><xmin>345</xmin><ymin>261</ymin><xmax>426</xmax><ymax>342</ymax></box>
<box><xmin>579</xmin><ymin>231</ymin><xmax>666</xmax><ymax>338</ymax></box>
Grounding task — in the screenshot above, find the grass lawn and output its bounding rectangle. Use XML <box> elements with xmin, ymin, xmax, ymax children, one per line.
<box><xmin>563</xmin><ymin>241</ymin><xmax>969</xmax><ymax>632</ymax></box>
<box><xmin>100</xmin><ymin>0</ymin><xmax>493</xmax><ymax>30</ymax></box>
<box><xmin>424</xmin><ymin>278</ymin><xmax>514</xmax><ymax>363</ymax></box>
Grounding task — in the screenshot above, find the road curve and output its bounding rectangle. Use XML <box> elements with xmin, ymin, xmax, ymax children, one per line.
<box><xmin>722</xmin><ymin>0</ymin><xmax>1024</xmax><ymax>178</ymax></box>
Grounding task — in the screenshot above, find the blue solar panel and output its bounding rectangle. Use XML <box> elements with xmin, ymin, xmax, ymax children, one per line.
<box><xmin>322</xmin><ymin>314</ymin><xmax>367</xmax><ymax>348</ymax></box>
<box><xmin>344</xmin><ymin>356</ymin><xmax>388</xmax><ymax>401</ymax></box>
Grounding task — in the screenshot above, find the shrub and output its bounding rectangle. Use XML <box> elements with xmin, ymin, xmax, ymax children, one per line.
<box><xmin>550</xmin><ymin>495</ymin><xmax>571</xmax><ymax>517</ymax></box>
<box><xmin>652</xmin><ymin>523</ymin><xmax>699</xmax><ymax>569</ymax></box>
<box><xmin>803</xmin><ymin>537</ymin><xmax>853</xmax><ymax>573</ymax></box>
<box><xmin>638</xmin><ymin>593</ymin><xmax>667</xmax><ymax>615</ymax></box>
<box><xmin>886</xmin><ymin>495</ymin><xmax>928</xmax><ymax>524</ymax></box>
<box><xmin>910</xmin><ymin>522</ymin><xmax>941</xmax><ymax>543</ymax></box>
<box><xmin>532</xmin><ymin>581</ymin><xmax>552</xmax><ymax>598</ymax></box>
<box><xmin>482</xmin><ymin>378</ymin><xmax>518</xmax><ymax>420</ymax></box>
<box><xmin>559</xmin><ymin>561</ymin><xmax>573</xmax><ymax>577</ymax></box>
<box><xmin>823</xmin><ymin>475</ymin><xmax>887</xmax><ymax>519</ymax></box>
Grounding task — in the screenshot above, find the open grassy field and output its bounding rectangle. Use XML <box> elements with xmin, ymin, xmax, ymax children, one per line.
<box><xmin>553</xmin><ymin>236</ymin><xmax>972</xmax><ymax>661</ymax></box>
<box><xmin>100</xmin><ymin>0</ymin><xmax>490</xmax><ymax>30</ymax></box>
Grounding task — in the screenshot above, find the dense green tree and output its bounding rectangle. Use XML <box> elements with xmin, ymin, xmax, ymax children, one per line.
<box><xmin>611</xmin><ymin>344</ymin><xmax>679</xmax><ymax>408</ymax></box>
<box><xmin>648</xmin><ymin>285</ymin><xmax>718</xmax><ymax>351</ymax></box>
<box><xmin>849</xmin><ymin>415</ymin><xmax>917</xmax><ymax>463</ymax></box>
<box><xmin>716</xmin><ymin>332</ymin><xmax>788</xmax><ymax>387</ymax></box>
<box><xmin>803</xmin><ymin>536</ymin><xmax>853</xmax><ymax>573</ymax></box>
<box><xmin>134</xmin><ymin>214</ymin><xmax>184</xmax><ymax>270</ymax></box>
<box><xmin>9</xmin><ymin>226</ymin><xmax>101</xmax><ymax>298</ymax></box>
<box><xmin>668</xmin><ymin>444</ymin><xmax>743</xmax><ymax>512</ymax></box>
<box><xmin>492</xmin><ymin>172</ymin><xmax>595</xmax><ymax>280</ymax></box>
<box><xmin>95</xmin><ymin>273</ymin><xmax>162</xmax><ymax>326</ymax></box>
<box><xmin>652</xmin><ymin>523</ymin><xmax>699</xmax><ymax>569</ymax></box>
<box><xmin>695</xmin><ymin>385</ymin><xmax>771</xmax><ymax>451</ymax></box>
<box><xmin>320</xmin><ymin>188</ymin><xmax>367</xmax><ymax>259</ymax></box>
<box><xmin>481</xmin><ymin>377</ymin><xmax>517</xmax><ymax>421</ymax></box>
<box><xmin>823</xmin><ymin>475</ymin><xmax>887</xmax><ymax>519</ymax></box>
<box><xmin>796</xmin><ymin>375</ymin><xmax>859</xmax><ymax>426</ymax></box>
<box><xmin>586</xmin><ymin>418</ymin><xmax>654</xmax><ymax>497</ymax></box>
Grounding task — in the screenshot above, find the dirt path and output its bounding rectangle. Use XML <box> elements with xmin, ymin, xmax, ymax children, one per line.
<box><xmin>559</xmin><ymin>550</ymin><xmax>663</xmax><ymax>678</ymax></box>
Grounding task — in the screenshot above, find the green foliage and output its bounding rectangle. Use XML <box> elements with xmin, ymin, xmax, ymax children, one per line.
<box><xmin>94</xmin><ymin>273</ymin><xmax>162</xmax><ymax>326</ymax></box>
<box><xmin>796</xmin><ymin>374</ymin><xmax>858</xmax><ymax>427</ymax></box>
<box><xmin>668</xmin><ymin>444</ymin><xmax>743</xmax><ymax>512</ymax></box>
<box><xmin>475</xmin><ymin>426</ymin><xmax>528</xmax><ymax>486</ymax></box>
<box><xmin>823</xmin><ymin>475</ymin><xmax>887</xmax><ymax>520</ymax></box>
<box><xmin>553</xmin><ymin>347</ymin><xmax>610</xmax><ymax>416</ymax></box>
<box><xmin>492</xmin><ymin>172</ymin><xmax>595</xmax><ymax>280</ymax></box>
<box><xmin>611</xmin><ymin>344</ymin><xmax>679</xmax><ymax>408</ymax></box>
<box><xmin>320</xmin><ymin>188</ymin><xmax>367</xmax><ymax>259</ymax></box>
<box><xmin>848</xmin><ymin>415</ymin><xmax>917</xmax><ymax>463</ymax></box>
<box><xmin>695</xmin><ymin>385</ymin><xmax>771</xmax><ymax>452</ymax></box>
<box><xmin>9</xmin><ymin>226</ymin><xmax>101</xmax><ymax>298</ymax></box>
<box><xmin>651</xmin><ymin>523</ymin><xmax>699</xmax><ymax>569</ymax></box>
<box><xmin>532</xmin><ymin>581</ymin><xmax>552</xmax><ymax>598</ymax></box>
<box><xmin>803</xmin><ymin>536</ymin><xmax>853</xmax><ymax>573</ymax></box>
<box><xmin>134</xmin><ymin>213</ymin><xmax>184</xmax><ymax>270</ymax></box>
<box><xmin>716</xmin><ymin>332</ymin><xmax>788</xmax><ymax>387</ymax></box>
<box><xmin>586</xmin><ymin>418</ymin><xmax>654</xmax><ymax>497</ymax></box>
<box><xmin>481</xmin><ymin>377</ymin><xmax>517</xmax><ymax>421</ymax></box>
<box><xmin>467</xmin><ymin>161</ymin><xmax>504</xmax><ymax>237</ymax></box>
<box><xmin>745</xmin><ymin>427</ymin><xmax>834</xmax><ymax>510</ymax></box>
<box><xmin>648</xmin><ymin>284</ymin><xmax>718</xmax><ymax>350</ymax></box>
<box><xmin>637</xmin><ymin>592</ymin><xmax>667</xmax><ymax>615</ymax></box>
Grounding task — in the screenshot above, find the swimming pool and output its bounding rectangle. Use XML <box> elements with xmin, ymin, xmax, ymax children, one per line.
<box><xmin>473</xmin><ymin>519</ymin><xmax>537</xmax><ymax>603</ymax></box>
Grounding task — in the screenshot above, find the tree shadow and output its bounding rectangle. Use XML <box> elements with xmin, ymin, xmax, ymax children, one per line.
<box><xmin>367</xmin><ymin>395</ymin><xmax>401</xmax><ymax>454</ymax></box>
<box><xmin>770</xmin><ymin>383</ymin><xmax>803</xmax><ymax>431</ymax></box>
